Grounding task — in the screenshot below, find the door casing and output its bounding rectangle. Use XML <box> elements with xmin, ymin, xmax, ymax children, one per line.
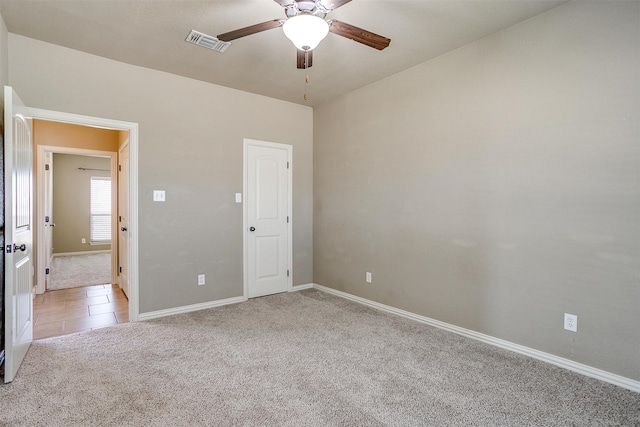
<box><xmin>36</xmin><ymin>145</ymin><xmax>118</xmax><ymax>294</ymax></box>
<box><xmin>24</xmin><ymin>106</ymin><xmax>139</xmax><ymax>322</ymax></box>
<box><xmin>118</xmin><ymin>142</ymin><xmax>130</xmax><ymax>298</ymax></box>
<box><xmin>243</xmin><ymin>138</ymin><xmax>293</xmax><ymax>298</ymax></box>
<box><xmin>42</xmin><ymin>151</ymin><xmax>53</xmax><ymax>291</ymax></box>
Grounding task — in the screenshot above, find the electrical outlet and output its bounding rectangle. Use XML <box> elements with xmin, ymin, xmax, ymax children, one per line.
<box><xmin>564</xmin><ymin>313</ymin><xmax>577</xmax><ymax>332</ymax></box>
<box><xmin>366</xmin><ymin>272</ymin><xmax>372</xmax><ymax>284</ymax></box>
<box><xmin>198</xmin><ymin>274</ymin><xmax>205</xmax><ymax>286</ymax></box>
<box><xmin>81</xmin><ymin>238</ymin><xmax>86</xmax><ymax>244</ymax></box>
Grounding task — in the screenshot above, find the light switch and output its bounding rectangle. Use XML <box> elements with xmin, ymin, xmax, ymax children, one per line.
<box><xmin>235</xmin><ymin>193</ymin><xmax>242</xmax><ymax>203</ymax></box>
<box><xmin>153</xmin><ymin>190</ymin><xmax>166</xmax><ymax>202</ymax></box>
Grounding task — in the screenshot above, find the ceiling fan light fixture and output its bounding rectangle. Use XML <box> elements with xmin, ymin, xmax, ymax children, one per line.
<box><xmin>282</xmin><ymin>14</ymin><xmax>329</xmax><ymax>51</ymax></box>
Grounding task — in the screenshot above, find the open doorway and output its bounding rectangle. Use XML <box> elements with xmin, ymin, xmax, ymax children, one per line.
<box><xmin>33</xmin><ymin>120</ymin><xmax>131</xmax><ymax>339</ymax></box>
<box><xmin>3</xmin><ymin>92</ymin><xmax>139</xmax><ymax>382</ymax></box>
<box><xmin>47</xmin><ymin>153</ymin><xmax>113</xmax><ymax>289</ymax></box>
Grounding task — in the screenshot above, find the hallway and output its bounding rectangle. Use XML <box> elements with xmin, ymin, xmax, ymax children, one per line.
<box><xmin>33</xmin><ymin>284</ymin><xmax>128</xmax><ymax>339</ymax></box>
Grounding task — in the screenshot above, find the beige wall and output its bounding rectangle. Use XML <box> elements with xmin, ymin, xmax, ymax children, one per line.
<box><xmin>8</xmin><ymin>34</ymin><xmax>314</xmax><ymax>313</ymax></box>
<box><xmin>118</xmin><ymin>130</ymin><xmax>128</xmax><ymax>149</ymax></box>
<box><xmin>51</xmin><ymin>154</ymin><xmax>111</xmax><ymax>254</ymax></box>
<box><xmin>34</xmin><ymin>120</ymin><xmax>120</xmax><ymax>152</ymax></box>
<box><xmin>314</xmin><ymin>1</ymin><xmax>639</xmax><ymax>380</ymax></box>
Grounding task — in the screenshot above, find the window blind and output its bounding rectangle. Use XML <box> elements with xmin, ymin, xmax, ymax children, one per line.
<box><xmin>90</xmin><ymin>177</ymin><xmax>111</xmax><ymax>243</ymax></box>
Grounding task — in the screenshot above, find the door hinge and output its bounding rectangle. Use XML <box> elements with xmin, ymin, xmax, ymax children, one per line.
<box><xmin>287</xmin><ymin>269</ymin><xmax>290</xmax><ymax>277</ymax></box>
<box><xmin>287</xmin><ymin>216</ymin><xmax>289</xmax><ymax>223</ymax></box>
<box><xmin>118</xmin><ymin>165</ymin><xmax>122</xmax><ymax>172</ymax></box>
<box><xmin>119</xmin><ymin>215</ymin><xmax>122</xmax><ymax>222</ymax></box>
<box><xmin>45</xmin><ymin>164</ymin><xmax>50</xmax><ymax>171</ymax></box>
<box><xmin>45</xmin><ymin>267</ymin><xmax>50</xmax><ymax>275</ymax></box>
<box><xmin>287</xmin><ymin>161</ymin><xmax>289</xmax><ymax>169</ymax></box>
<box><xmin>119</xmin><ymin>266</ymin><xmax>122</xmax><ymax>274</ymax></box>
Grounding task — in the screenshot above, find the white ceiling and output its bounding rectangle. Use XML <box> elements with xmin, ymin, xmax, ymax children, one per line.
<box><xmin>0</xmin><ymin>0</ymin><xmax>566</xmax><ymax>107</ymax></box>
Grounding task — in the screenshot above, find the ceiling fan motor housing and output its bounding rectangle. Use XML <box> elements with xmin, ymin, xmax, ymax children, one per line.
<box><xmin>284</xmin><ymin>0</ymin><xmax>328</xmax><ymax>19</ymax></box>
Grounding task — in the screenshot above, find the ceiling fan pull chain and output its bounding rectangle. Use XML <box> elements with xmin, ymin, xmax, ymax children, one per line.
<box><xmin>304</xmin><ymin>74</ymin><xmax>310</xmax><ymax>101</ymax></box>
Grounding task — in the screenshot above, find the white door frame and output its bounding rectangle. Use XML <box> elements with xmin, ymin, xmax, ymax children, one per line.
<box><xmin>243</xmin><ymin>138</ymin><xmax>293</xmax><ymax>298</ymax></box>
<box><xmin>117</xmin><ymin>141</ymin><xmax>130</xmax><ymax>298</ymax></box>
<box><xmin>25</xmin><ymin>107</ymin><xmax>140</xmax><ymax>322</ymax></box>
<box><xmin>36</xmin><ymin>145</ymin><xmax>118</xmax><ymax>294</ymax></box>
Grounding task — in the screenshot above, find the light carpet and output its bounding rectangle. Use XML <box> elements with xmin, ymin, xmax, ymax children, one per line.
<box><xmin>49</xmin><ymin>252</ymin><xmax>111</xmax><ymax>290</ymax></box>
<box><xmin>0</xmin><ymin>290</ymin><xmax>638</xmax><ymax>426</ymax></box>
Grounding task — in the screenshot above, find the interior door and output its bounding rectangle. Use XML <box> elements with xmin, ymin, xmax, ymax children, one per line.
<box><xmin>118</xmin><ymin>143</ymin><xmax>129</xmax><ymax>298</ymax></box>
<box><xmin>43</xmin><ymin>151</ymin><xmax>53</xmax><ymax>290</ymax></box>
<box><xmin>246</xmin><ymin>142</ymin><xmax>291</xmax><ymax>298</ymax></box>
<box><xmin>4</xmin><ymin>86</ymin><xmax>34</xmax><ymax>383</ymax></box>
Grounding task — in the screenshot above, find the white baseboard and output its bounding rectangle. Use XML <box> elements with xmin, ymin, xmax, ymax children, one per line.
<box><xmin>139</xmin><ymin>284</ymin><xmax>313</xmax><ymax>321</ymax></box>
<box><xmin>312</xmin><ymin>283</ymin><xmax>640</xmax><ymax>393</ymax></box>
<box><xmin>53</xmin><ymin>250</ymin><xmax>111</xmax><ymax>257</ymax></box>
<box><xmin>291</xmin><ymin>283</ymin><xmax>314</xmax><ymax>291</ymax></box>
<box><xmin>138</xmin><ymin>296</ymin><xmax>246</xmax><ymax>321</ymax></box>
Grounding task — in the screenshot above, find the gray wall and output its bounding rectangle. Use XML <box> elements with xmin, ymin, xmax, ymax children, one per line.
<box><xmin>8</xmin><ymin>34</ymin><xmax>313</xmax><ymax>313</ymax></box>
<box><xmin>314</xmin><ymin>1</ymin><xmax>639</xmax><ymax>380</ymax></box>
<box><xmin>52</xmin><ymin>154</ymin><xmax>111</xmax><ymax>254</ymax></box>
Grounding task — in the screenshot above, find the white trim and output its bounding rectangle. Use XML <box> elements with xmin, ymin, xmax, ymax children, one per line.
<box><xmin>243</xmin><ymin>138</ymin><xmax>293</xmax><ymax>299</ymax></box>
<box><xmin>312</xmin><ymin>283</ymin><xmax>640</xmax><ymax>393</ymax></box>
<box><xmin>35</xmin><ymin>147</ymin><xmax>49</xmax><ymax>295</ymax></box>
<box><xmin>291</xmin><ymin>283</ymin><xmax>314</xmax><ymax>291</ymax></box>
<box><xmin>24</xmin><ymin>107</ymin><xmax>140</xmax><ymax>322</ymax></box>
<box><xmin>117</xmin><ymin>141</ymin><xmax>131</xmax><ymax>301</ymax></box>
<box><xmin>52</xmin><ymin>250</ymin><xmax>111</xmax><ymax>257</ymax></box>
<box><xmin>243</xmin><ymin>142</ymin><xmax>248</xmax><ymax>298</ymax></box>
<box><xmin>138</xmin><ymin>296</ymin><xmax>246</xmax><ymax>321</ymax></box>
<box><xmin>23</xmin><ymin>107</ymin><xmax>136</xmax><ymax>131</ymax></box>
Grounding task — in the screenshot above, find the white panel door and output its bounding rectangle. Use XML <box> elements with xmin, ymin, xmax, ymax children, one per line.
<box><xmin>4</xmin><ymin>86</ymin><xmax>34</xmax><ymax>383</ymax></box>
<box><xmin>246</xmin><ymin>143</ymin><xmax>290</xmax><ymax>298</ymax></box>
<box><xmin>118</xmin><ymin>143</ymin><xmax>130</xmax><ymax>298</ymax></box>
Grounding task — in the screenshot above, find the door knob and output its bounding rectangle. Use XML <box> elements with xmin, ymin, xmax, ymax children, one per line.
<box><xmin>121</xmin><ymin>227</ymin><xmax>128</xmax><ymax>232</ymax></box>
<box><xmin>13</xmin><ymin>243</ymin><xmax>26</xmax><ymax>252</ymax></box>
<box><xmin>249</xmin><ymin>226</ymin><xmax>256</xmax><ymax>232</ymax></box>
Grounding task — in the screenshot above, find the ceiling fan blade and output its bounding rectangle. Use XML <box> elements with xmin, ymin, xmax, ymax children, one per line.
<box><xmin>329</xmin><ymin>20</ymin><xmax>391</xmax><ymax>50</ymax></box>
<box><xmin>217</xmin><ymin>20</ymin><xmax>284</xmax><ymax>42</ymax></box>
<box><xmin>273</xmin><ymin>0</ymin><xmax>295</xmax><ymax>6</ymax></box>
<box><xmin>297</xmin><ymin>49</ymin><xmax>313</xmax><ymax>69</ymax></box>
<box><xmin>318</xmin><ymin>0</ymin><xmax>352</xmax><ymax>11</ymax></box>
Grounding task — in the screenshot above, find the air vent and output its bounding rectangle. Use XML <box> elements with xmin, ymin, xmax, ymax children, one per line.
<box><xmin>186</xmin><ymin>30</ymin><xmax>230</xmax><ymax>53</ymax></box>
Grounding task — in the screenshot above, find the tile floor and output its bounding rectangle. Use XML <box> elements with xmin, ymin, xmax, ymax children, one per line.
<box><xmin>33</xmin><ymin>284</ymin><xmax>129</xmax><ymax>340</ymax></box>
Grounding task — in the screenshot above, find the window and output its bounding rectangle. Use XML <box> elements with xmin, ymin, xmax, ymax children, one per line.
<box><xmin>90</xmin><ymin>177</ymin><xmax>111</xmax><ymax>243</ymax></box>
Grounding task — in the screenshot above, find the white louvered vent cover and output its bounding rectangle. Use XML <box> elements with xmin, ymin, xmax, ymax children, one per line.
<box><xmin>186</xmin><ymin>30</ymin><xmax>231</xmax><ymax>53</ymax></box>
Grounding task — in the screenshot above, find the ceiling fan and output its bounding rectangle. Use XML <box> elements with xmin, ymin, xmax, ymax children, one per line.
<box><xmin>216</xmin><ymin>0</ymin><xmax>391</xmax><ymax>69</ymax></box>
